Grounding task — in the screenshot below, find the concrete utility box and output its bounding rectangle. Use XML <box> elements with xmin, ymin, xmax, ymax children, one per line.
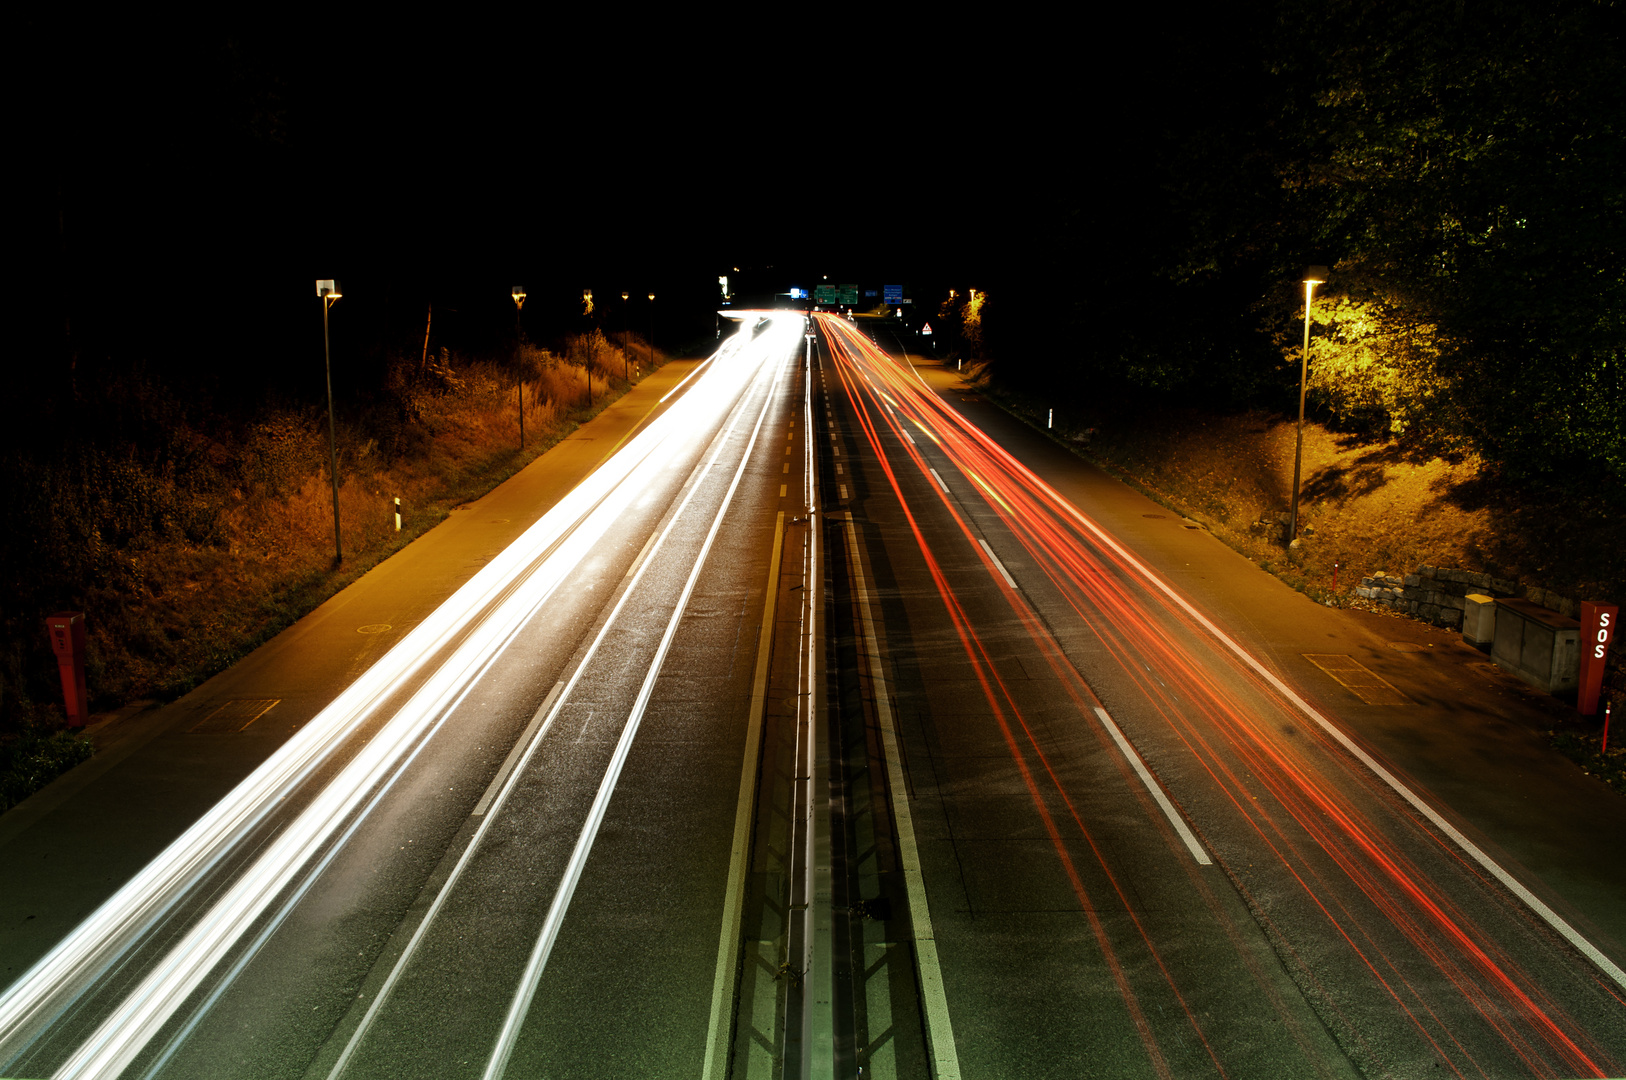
<box><xmin>1492</xmin><ymin>598</ymin><xmax>1580</xmax><ymax>695</ymax></box>
<box><xmin>1463</xmin><ymin>594</ymin><xmax>1497</xmax><ymax>649</ymax></box>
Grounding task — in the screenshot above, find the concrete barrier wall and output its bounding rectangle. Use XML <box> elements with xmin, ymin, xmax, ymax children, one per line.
<box><xmin>1354</xmin><ymin>563</ymin><xmax>1581</xmax><ymax>630</ymax></box>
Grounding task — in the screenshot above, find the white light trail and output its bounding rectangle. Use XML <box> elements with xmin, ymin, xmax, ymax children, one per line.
<box><xmin>823</xmin><ymin>312</ymin><xmax>1626</xmax><ymax>996</ymax></box>
<box><xmin>483</xmin><ymin>316</ymin><xmax>799</xmax><ymax>1079</ymax></box>
<box><xmin>0</xmin><ymin>318</ymin><xmax>788</xmax><ymax>1079</ymax></box>
<box><xmin>328</xmin><ymin>314</ymin><xmax>802</xmax><ymax>1079</ymax></box>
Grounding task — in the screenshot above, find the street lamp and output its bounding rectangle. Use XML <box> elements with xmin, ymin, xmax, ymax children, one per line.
<box><xmin>317</xmin><ymin>279</ymin><xmax>343</xmax><ymax>564</ymax></box>
<box><xmin>512</xmin><ymin>286</ymin><xmax>526</xmax><ymax>449</ymax></box>
<box><xmin>647</xmin><ymin>292</ymin><xmax>656</xmax><ymax>377</ymax></box>
<box><xmin>1287</xmin><ymin>265</ymin><xmax>1329</xmax><ymax>546</ymax></box>
<box><xmin>583</xmin><ymin>289</ymin><xmax>595</xmax><ymax>408</ymax></box>
<box><xmin>621</xmin><ymin>291</ymin><xmax>630</xmax><ymax>382</ymax></box>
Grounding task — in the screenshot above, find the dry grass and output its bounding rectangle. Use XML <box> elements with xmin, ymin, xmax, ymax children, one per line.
<box><xmin>137</xmin><ymin>357</ymin><xmax>633</xmax><ymax>697</ymax></box>
<box><xmin>5</xmin><ymin>347</ymin><xmax>670</xmax><ymax>717</ymax></box>
<box><xmin>0</xmin><ymin>339</ymin><xmax>681</xmax><ymax>813</ymax></box>
<box><xmin>997</xmin><ymin>394</ymin><xmax>1624</xmax><ymax>607</ymax></box>
<box><xmin>983</xmin><ymin>381</ymin><xmax>1626</xmax><ymax>757</ymax></box>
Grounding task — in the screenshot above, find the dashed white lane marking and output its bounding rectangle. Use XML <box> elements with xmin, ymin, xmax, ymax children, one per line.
<box><xmin>977</xmin><ymin>538</ymin><xmax>1018</xmax><ymax>590</ymax></box>
<box><xmin>1093</xmin><ymin>708</ymin><xmax>1211</xmax><ymax>866</ymax></box>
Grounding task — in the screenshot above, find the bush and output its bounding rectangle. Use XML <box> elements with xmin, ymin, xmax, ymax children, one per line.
<box><xmin>1295</xmin><ymin>294</ymin><xmax>1453</xmax><ymax>440</ymax></box>
<box><xmin>564</xmin><ymin>329</ymin><xmax>628</xmax><ymax>381</ymax></box>
<box><xmin>0</xmin><ymin>718</ymin><xmax>94</xmax><ymax>813</ymax></box>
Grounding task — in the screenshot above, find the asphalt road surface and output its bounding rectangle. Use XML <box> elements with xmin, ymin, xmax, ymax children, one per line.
<box><xmin>1</xmin><ymin>314</ymin><xmax>819</xmax><ymax>1080</ymax></box>
<box><xmin>812</xmin><ymin>311</ymin><xmax>1626</xmax><ymax>1080</ymax></box>
<box><xmin>2</xmin><ymin>309</ymin><xmax>1623</xmax><ymax>1080</ymax></box>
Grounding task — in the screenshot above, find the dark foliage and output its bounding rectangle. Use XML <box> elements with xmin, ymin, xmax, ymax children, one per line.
<box><xmin>982</xmin><ymin>0</ymin><xmax>1623</xmax><ymax>502</ymax></box>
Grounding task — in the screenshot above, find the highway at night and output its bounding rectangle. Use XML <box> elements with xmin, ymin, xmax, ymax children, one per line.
<box><xmin>1</xmin><ymin>314</ymin><xmax>818</xmax><ymax>1079</ymax></box>
<box><xmin>1</xmin><ymin>312</ymin><xmax>1623</xmax><ymax>1079</ymax></box>
<box><xmin>809</xmin><ymin>312</ymin><xmax>1626</xmax><ymax>1079</ymax></box>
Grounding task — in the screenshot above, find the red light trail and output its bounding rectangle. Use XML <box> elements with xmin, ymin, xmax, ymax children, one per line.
<box><xmin>816</xmin><ymin>313</ymin><xmax>1618</xmax><ymax>1079</ymax></box>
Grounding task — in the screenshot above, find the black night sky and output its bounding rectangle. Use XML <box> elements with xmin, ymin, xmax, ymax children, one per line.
<box><xmin>15</xmin><ymin>6</ymin><xmax>1620</xmax><ymax>488</ymax></box>
<box><xmin>15</xmin><ymin>8</ymin><xmax>1222</xmax><ymax>412</ymax></box>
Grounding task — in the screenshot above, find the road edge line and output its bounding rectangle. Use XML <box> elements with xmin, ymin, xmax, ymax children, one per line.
<box><xmin>701</xmin><ymin>511</ymin><xmax>785</xmax><ymax>1080</ymax></box>
<box><xmin>1028</xmin><ymin>471</ymin><xmax>1626</xmax><ymax>991</ymax></box>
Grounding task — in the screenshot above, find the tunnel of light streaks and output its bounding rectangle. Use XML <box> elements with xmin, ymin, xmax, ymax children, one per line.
<box><xmin>0</xmin><ymin>316</ymin><xmax>797</xmax><ymax>1080</ymax></box>
<box><xmin>815</xmin><ymin>313</ymin><xmax>1617</xmax><ymax>1079</ymax></box>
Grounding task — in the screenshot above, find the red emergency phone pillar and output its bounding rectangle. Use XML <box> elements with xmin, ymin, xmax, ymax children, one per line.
<box><xmin>1578</xmin><ymin>601</ymin><xmax>1618</xmax><ymax>717</ymax></box>
<box><xmin>45</xmin><ymin>612</ymin><xmax>90</xmax><ymax>728</ymax></box>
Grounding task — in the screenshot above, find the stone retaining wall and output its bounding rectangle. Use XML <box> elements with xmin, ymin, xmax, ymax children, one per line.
<box><xmin>1354</xmin><ymin>564</ymin><xmax>1579</xmax><ymax>630</ymax></box>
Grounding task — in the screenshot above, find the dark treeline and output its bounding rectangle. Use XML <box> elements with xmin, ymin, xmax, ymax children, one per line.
<box><xmin>968</xmin><ymin>0</ymin><xmax>1623</xmax><ymax>501</ymax></box>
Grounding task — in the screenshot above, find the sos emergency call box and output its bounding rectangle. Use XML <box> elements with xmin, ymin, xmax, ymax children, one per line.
<box><xmin>1578</xmin><ymin>601</ymin><xmax>1618</xmax><ymax>717</ymax></box>
<box><xmin>45</xmin><ymin>611</ymin><xmax>90</xmax><ymax>728</ymax></box>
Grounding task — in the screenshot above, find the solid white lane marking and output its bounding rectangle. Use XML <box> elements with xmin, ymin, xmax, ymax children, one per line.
<box><xmin>802</xmin><ymin>363</ymin><xmax>835</xmax><ymax>1079</ymax></box>
<box><xmin>701</xmin><ymin>513</ymin><xmax>785</xmax><ymax>1080</ymax></box>
<box><xmin>977</xmin><ymin>538</ymin><xmax>1018</xmax><ymax>590</ymax></box>
<box><xmin>473</xmin><ymin>682</ymin><xmax>564</xmax><ymax>817</ymax></box>
<box><xmin>928</xmin><ymin>468</ymin><xmax>950</xmax><ymax>494</ymax></box>
<box><xmin>838</xmin><ymin>332</ymin><xmax>1626</xmax><ymax>988</ymax></box>
<box><xmin>1093</xmin><ymin>708</ymin><xmax>1211</xmax><ymax>866</ymax></box>
<box><xmin>843</xmin><ymin>516</ymin><xmax>961</xmax><ymax>1080</ymax></box>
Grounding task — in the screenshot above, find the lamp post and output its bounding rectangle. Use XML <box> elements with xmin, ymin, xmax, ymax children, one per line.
<box><xmin>317</xmin><ymin>279</ymin><xmax>343</xmax><ymax>564</ymax></box>
<box><xmin>512</xmin><ymin>286</ymin><xmax>527</xmax><ymax>449</ymax></box>
<box><xmin>583</xmin><ymin>289</ymin><xmax>595</xmax><ymax>408</ymax></box>
<box><xmin>621</xmin><ymin>291</ymin><xmax>630</xmax><ymax>382</ymax></box>
<box><xmin>647</xmin><ymin>292</ymin><xmax>655</xmax><ymax>377</ymax></box>
<box><xmin>1287</xmin><ymin>265</ymin><xmax>1329</xmax><ymax>546</ymax></box>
